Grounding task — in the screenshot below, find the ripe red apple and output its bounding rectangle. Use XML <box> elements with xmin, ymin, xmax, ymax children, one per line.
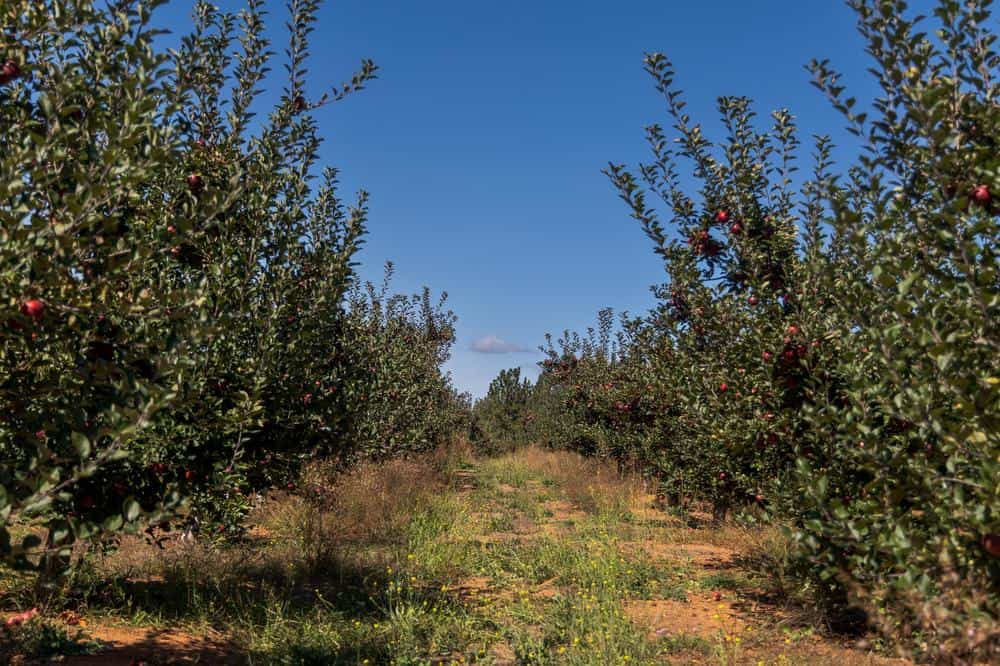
<box><xmin>184</xmin><ymin>470</ymin><xmax>197</xmax><ymax>481</ymax></box>
<box><xmin>0</xmin><ymin>60</ymin><xmax>21</xmax><ymax>84</ymax></box>
<box><xmin>21</xmin><ymin>299</ymin><xmax>45</xmax><ymax>321</ymax></box>
<box><xmin>715</xmin><ymin>210</ymin><xmax>730</xmax><ymax>224</ymax></box>
<box><xmin>167</xmin><ymin>225</ymin><xmax>176</xmax><ymax>234</ymax></box>
<box><xmin>713</xmin><ymin>591</ymin><xmax>723</xmax><ymax>601</ymax></box>
<box><xmin>971</xmin><ymin>184</ymin><xmax>991</xmax><ymax>206</ymax></box>
<box><xmin>186</xmin><ymin>173</ymin><xmax>204</xmax><ymax>194</ymax></box>
<box><xmin>982</xmin><ymin>534</ymin><xmax>1000</xmax><ymax>557</ymax></box>
<box><xmin>748</xmin><ymin>296</ymin><xmax>759</xmax><ymax>306</ymax></box>
<box><xmin>34</xmin><ymin>429</ymin><xmax>46</xmax><ymax>440</ymax></box>
<box><xmin>786</xmin><ymin>325</ymin><xmax>799</xmax><ymax>335</ymax></box>
<box><xmin>762</xmin><ymin>351</ymin><xmax>773</xmax><ymax>362</ymax></box>
<box><xmin>718</xmin><ymin>472</ymin><xmax>727</xmax><ymax>480</ymax></box>
<box><xmin>719</xmin><ymin>382</ymin><xmax>728</xmax><ymax>392</ymax></box>
<box><xmin>302</xmin><ymin>393</ymin><xmax>313</xmax><ymax>404</ymax></box>
<box><xmin>729</xmin><ymin>222</ymin><xmax>742</xmax><ymax>235</ymax></box>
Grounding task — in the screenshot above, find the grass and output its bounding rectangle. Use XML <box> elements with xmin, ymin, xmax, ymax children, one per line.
<box><xmin>0</xmin><ymin>446</ymin><xmax>907</xmax><ymax>665</ymax></box>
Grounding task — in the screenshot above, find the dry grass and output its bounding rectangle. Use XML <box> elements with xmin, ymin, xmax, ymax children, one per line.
<box><xmin>292</xmin><ymin>457</ymin><xmax>445</xmax><ymax>544</ymax></box>
<box><xmin>497</xmin><ymin>446</ymin><xmax>646</xmax><ymax>516</ymax></box>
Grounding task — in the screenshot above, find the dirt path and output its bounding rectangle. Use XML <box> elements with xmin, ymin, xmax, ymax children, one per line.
<box><xmin>5</xmin><ymin>448</ymin><xmax>913</xmax><ymax>664</ymax></box>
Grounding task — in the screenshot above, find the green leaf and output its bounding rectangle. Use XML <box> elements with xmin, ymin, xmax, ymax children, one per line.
<box><xmin>72</xmin><ymin>432</ymin><xmax>91</xmax><ymax>458</ymax></box>
<box><xmin>123</xmin><ymin>498</ymin><xmax>141</xmax><ymax>523</ymax></box>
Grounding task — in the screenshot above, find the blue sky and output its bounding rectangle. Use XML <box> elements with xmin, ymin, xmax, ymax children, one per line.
<box><xmin>155</xmin><ymin>1</ymin><xmax>893</xmax><ymax>398</ymax></box>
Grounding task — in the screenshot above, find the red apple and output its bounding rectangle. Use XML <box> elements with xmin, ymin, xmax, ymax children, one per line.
<box><xmin>302</xmin><ymin>393</ymin><xmax>313</xmax><ymax>404</ymax></box>
<box><xmin>21</xmin><ymin>299</ymin><xmax>45</xmax><ymax>321</ymax></box>
<box><xmin>971</xmin><ymin>184</ymin><xmax>991</xmax><ymax>206</ymax></box>
<box><xmin>713</xmin><ymin>591</ymin><xmax>723</xmax><ymax>601</ymax></box>
<box><xmin>748</xmin><ymin>296</ymin><xmax>759</xmax><ymax>306</ymax></box>
<box><xmin>719</xmin><ymin>382</ymin><xmax>728</xmax><ymax>392</ymax></box>
<box><xmin>167</xmin><ymin>225</ymin><xmax>176</xmax><ymax>234</ymax></box>
<box><xmin>718</xmin><ymin>472</ymin><xmax>727</xmax><ymax>480</ymax></box>
<box><xmin>186</xmin><ymin>173</ymin><xmax>204</xmax><ymax>194</ymax></box>
<box><xmin>982</xmin><ymin>534</ymin><xmax>1000</xmax><ymax>557</ymax></box>
<box><xmin>715</xmin><ymin>210</ymin><xmax>730</xmax><ymax>224</ymax></box>
<box><xmin>762</xmin><ymin>351</ymin><xmax>773</xmax><ymax>362</ymax></box>
<box><xmin>184</xmin><ymin>470</ymin><xmax>197</xmax><ymax>481</ymax></box>
<box><xmin>0</xmin><ymin>60</ymin><xmax>21</xmax><ymax>84</ymax></box>
<box><xmin>729</xmin><ymin>222</ymin><xmax>742</xmax><ymax>235</ymax></box>
<box><xmin>786</xmin><ymin>325</ymin><xmax>799</xmax><ymax>335</ymax></box>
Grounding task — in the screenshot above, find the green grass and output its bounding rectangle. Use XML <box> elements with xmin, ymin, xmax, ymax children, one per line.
<box><xmin>2</xmin><ymin>449</ymin><xmax>852</xmax><ymax>665</ymax></box>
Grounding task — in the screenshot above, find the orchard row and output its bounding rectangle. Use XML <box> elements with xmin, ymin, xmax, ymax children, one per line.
<box><xmin>475</xmin><ymin>1</ymin><xmax>998</xmax><ymax>661</ymax></box>
<box><xmin>0</xmin><ymin>1</ymin><xmax>467</xmax><ymax>584</ymax></box>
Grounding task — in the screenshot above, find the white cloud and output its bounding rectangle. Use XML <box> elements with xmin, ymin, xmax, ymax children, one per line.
<box><xmin>470</xmin><ymin>335</ymin><xmax>529</xmax><ymax>354</ymax></box>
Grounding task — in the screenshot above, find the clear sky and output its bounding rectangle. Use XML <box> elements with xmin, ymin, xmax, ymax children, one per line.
<box><xmin>154</xmin><ymin>1</ymin><xmax>899</xmax><ymax>398</ymax></box>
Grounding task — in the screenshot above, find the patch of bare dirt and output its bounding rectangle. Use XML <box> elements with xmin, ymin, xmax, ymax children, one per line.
<box><xmin>55</xmin><ymin>625</ymin><xmax>240</xmax><ymax>665</ymax></box>
<box><xmin>488</xmin><ymin>641</ymin><xmax>517</xmax><ymax>665</ymax></box>
<box><xmin>626</xmin><ymin>592</ymin><xmax>744</xmax><ymax>641</ymax></box>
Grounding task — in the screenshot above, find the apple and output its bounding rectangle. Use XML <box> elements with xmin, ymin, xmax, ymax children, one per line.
<box><xmin>971</xmin><ymin>184</ymin><xmax>991</xmax><ymax>206</ymax></box>
<box><xmin>748</xmin><ymin>296</ymin><xmax>759</xmax><ymax>306</ymax></box>
<box><xmin>713</xmin><ymin>591</ymin><xmax>723</xmax><ymax>601</ymax></box>
<box><xmin>21</xmin><ymin>299</ymin><xmax>45</xmax><ymax>321</ymax></box>
<box><xmin>184</xmin><ymin>470</ymin><xmax>197</xmax><ymax>481</ymax></box>
<box><xmin>167</xmin><ymin>225</ymin><xmax>176</xmax><ymax>234</ymax></box>
<box><xmin>982</xmin><ymin>534</ymin><xmax>1000</xmax><ymax>557</ymax></box>
<box><xmin>786</xmin><ymin>325</ymin><xmax>799</xmax><ymax>335</ymax></box>
<box><xmin>762</xmin><ymin>351</ymin><xmax>773</xmax><ymax>362</ymax></box>
<box><xmin>0</xmin><ymin>60</ymin><xmax>21</xmax><ymax>84</ymax></box>
<box><xmin>729</xmin><ymin>222</ymin><xmax>742</xmax><ymax>235</ymax></box>
<box><xmin>715</xmin><ymin>210</ymin><xmax>730</xmax><ymax>224</ymax></box>
<box><xmin>719</xmin><ymin>382</ymin><xmax>728</xmax><ymax>392</ymax></box>
<box><xmin>186</xmin><ymin>173</ymin><xmax>204</xmax><ymax>194</ymax></box>
<box><xmin>718</xmin><ymin>472</ymin><xmax>727</xmax><ymax>480</ymax></box>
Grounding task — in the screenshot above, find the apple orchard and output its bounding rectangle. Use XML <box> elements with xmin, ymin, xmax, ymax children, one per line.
<box><xmin>1</xmin><ymin>0</ymin><xmax>997</xmax><ymax>663</ymax></box>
